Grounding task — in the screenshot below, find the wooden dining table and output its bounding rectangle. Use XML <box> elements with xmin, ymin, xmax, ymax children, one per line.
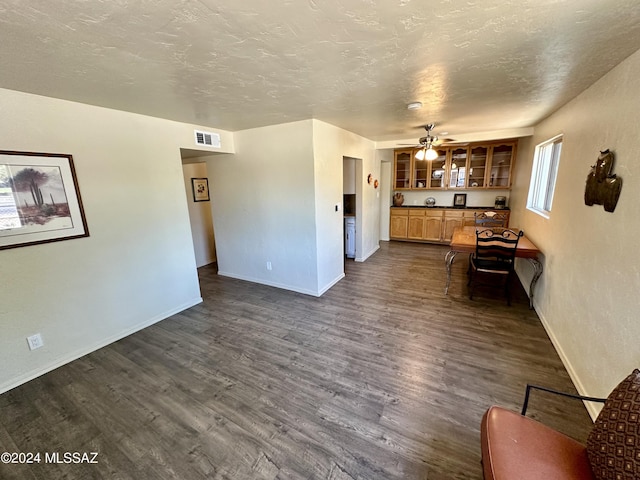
<box><xmin>444</xmin><ymin>226</ymin><xmax>543</xmax><ymax>308</ymax></box>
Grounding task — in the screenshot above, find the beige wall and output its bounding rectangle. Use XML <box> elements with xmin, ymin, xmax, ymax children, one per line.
<box><xmin>509</xmin><ymin>49</ymin><xmax>640</xmax><ymax>417</ymax></box>
<box><xmin>0</xmin><ymin>88</ymin><xmax>233</xmax><ymax>393</ymax></box>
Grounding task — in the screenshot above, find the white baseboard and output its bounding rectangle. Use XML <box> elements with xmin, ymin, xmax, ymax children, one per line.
<box><xmin>0</xmin><ymin>297</ymin><xmax>203</xmax><ymax>395</ymax></box>
<box><xmin>356</xmin><ymin>243</ymin><xmax>380</xmax><ymax>263</ymax></box>
<box><xmin>534</xmin><ymin>308</ymin><xmax>599</xmax><ymax>421</ymax></box>
<box><xmin>217</xmin><ymin>271</ymin><xmax>323</xmax><ymax>296</ymax></box>
<box><xmin>318</xmin><ymin>272</ymin><xmax>346</xmax><ymax>296</ymax></box>
<box><xmin>217</xmin><ymin>270</ymin><xmax>346</xmax><ymax>297</ymax></box>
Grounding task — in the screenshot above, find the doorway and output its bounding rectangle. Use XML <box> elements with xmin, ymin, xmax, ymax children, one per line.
<box><xmin>343</xmin><ymin>156</ymin><xmax>362</xmax><ymax>261</ymax></box>
<box><xmin>181</xmin><ymin>151</ymin><xmax>216</xmax><ymax>268</ymax></box>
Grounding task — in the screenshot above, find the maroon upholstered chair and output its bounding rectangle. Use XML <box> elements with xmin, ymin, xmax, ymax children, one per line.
<box><xmin>481</xmin><ymin>369</ymin><xmax>640</xmax><ymax>480</ymax></box>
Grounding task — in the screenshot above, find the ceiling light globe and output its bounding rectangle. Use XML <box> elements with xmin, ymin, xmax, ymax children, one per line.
<box><xmin>415</xmin><ymin>148</ymin><xmax>426</xmax><ymax>160</ymax></box>
<box><xmin>425</xmin><ymin>147</ymin><xmax>438</xmax><ymax>161</ymax></box>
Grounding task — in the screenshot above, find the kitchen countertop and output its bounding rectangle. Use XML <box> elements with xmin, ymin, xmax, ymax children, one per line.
<box><xmin>391</xmin><ymin>205</ymin><xmax>510</xmax><ymax>210</ymax></box>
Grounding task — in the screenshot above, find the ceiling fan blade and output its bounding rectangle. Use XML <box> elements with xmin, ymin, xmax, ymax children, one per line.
<box><xmin>433</xmin><ymin>138</ymin><xmax>470</xmax><ymax>146</ymax></box>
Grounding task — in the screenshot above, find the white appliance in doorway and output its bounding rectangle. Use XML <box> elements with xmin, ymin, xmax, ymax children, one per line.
<box><xmin>345</xmin><ymin>216</ymin><xmax>356</xmax><ymax>258</ymax></box>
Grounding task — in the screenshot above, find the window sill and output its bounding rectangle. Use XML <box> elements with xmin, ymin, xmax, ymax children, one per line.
<box><xmin>527</xmin><ymin>206</ymin><xmax>550</xmax><ymax>219</ymax></box>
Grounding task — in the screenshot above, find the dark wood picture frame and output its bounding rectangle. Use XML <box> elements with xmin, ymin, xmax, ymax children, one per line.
<box><xmin>453</xmin><ymin>193</ymin><xmax>467</xmax><ymax>208</ymax></box>
<box><xmin>191</xmin><ymin>177</ymin><xmax>210</xmax><ymax>202</ymax></box>
<box><xmin>0</xmin><ymin>150</ymin><xmax>89</xmax><ymax>250</ymax></box>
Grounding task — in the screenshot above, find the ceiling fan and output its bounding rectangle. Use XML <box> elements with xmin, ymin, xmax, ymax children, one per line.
<box><xmin>398</xmin><ymin>124</ymin><xmax>459</xmax><ymax>160</ymax></box>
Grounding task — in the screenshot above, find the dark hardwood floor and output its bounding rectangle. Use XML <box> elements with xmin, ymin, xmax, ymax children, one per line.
<box><xmin>0</xmin><ymin>241</ymin><xmax>593</xmax><ymax>479</ymax></box>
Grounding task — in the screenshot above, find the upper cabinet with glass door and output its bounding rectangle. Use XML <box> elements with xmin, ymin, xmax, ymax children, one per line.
<box><xmin>428</xmin><ymin>148</ymin><xmax>447</xmax><ymax>189</ymax></box>
<box><xmin>448</xmin><ymin>147</ymin><xmax>469</xmax><ymax>188</ymax></box>
<box><xmin>488</xmin><ymin>143</ymin><xmax>516</xmax><ymax>188</ymax></box>
<box><xmin>413</xmin><ymin>154</ymin><xmax>428</xmax><ymax>189</ymax></box>
<box><xmin>393</xmin><ymin>149</ymin><xmax>412</xmax><ymax>189</ymax></box>
<box><xmin>467</xmin><ymin>146</ymin><xmax>489</xmax><ymax>188</ymax></box>
<box><xmin>392</xmin><ymin>139</ymin><xmax>516</xmax><ymax>191</ymax></box>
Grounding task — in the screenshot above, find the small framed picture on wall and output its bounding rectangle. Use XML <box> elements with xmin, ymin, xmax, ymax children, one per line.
<box><xmin>191</xmin><ymin>178</ymin><xmax>210</xmax><ymax>202</ymax></box>
<box><xmin>453</xmin><ymin>193</ymin><xmax>467</xmax><ymax>208</ymax></box>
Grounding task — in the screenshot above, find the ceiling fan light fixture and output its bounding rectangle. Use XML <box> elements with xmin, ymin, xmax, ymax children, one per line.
<box><xmin>415</xmin><ymin>148</ymin><xmax>427</xmax><ymax>160</ymax></box>
<box><xmin>425</xmin><ymin>147</ymin><xmax>438</xmax><ymax>161</ymax></box>
<box><xmin>407</xmin><ymin>102</ymin><xmax>423</xmax><ymax>110</ymax></box>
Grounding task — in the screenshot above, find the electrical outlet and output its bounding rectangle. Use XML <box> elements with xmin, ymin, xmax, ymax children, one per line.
<box><xmin>266</xmin><ymin>261</ymin><xmax>272</xmax><ymax>270</ymax></box>
<box><xmin>27</xmin><ymin>333</ymin><xmax>44</xmax><ymax>350</ymax></box>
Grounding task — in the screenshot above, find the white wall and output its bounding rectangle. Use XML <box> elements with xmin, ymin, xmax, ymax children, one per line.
<box><xmin>0</xmin><ymin>87</ymin><xmax>234</xmax><ymax>393</ymax></box>
<box><xmin>312</xmin><ymin>120</ymin><xmax>379</xmax><ymax>265</ymax></box>
<box><xmin>206</xmin><ymin>120</ymin><xmax>321</xmax><ymax>295</ymax></box>
<box><xmin>182</xmin><ymin>162</ymin><xmax>216</xmax><ymax>267</ymax></box>
<box><xmin>205</xmin><ymin>119</ymin><xmax>378</xmax><ymax>296</ymax></box>
<box><xmin>509</xmin><ymin>48</ymin><xmax>640</xmax><ymax>417</ymax></box>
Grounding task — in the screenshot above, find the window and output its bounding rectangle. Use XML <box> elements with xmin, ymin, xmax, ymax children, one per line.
<box><xmin>527</xmin><ymin>135</ymin><xmax>562</xmax><ymax>217</ymax></box>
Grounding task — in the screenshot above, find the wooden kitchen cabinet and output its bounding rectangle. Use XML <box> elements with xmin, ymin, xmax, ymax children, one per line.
<box><xmin>389</xmin><ymin>208</ymin><xmax>450</xmax><ymax>243</ymax></box>
<box><xmin>424</xmin><ymin>210</ymin><xmax>443</xmax><ymax>242</ymax></box>
<box><xmin>393</xmin><ymin>150</ymin><xmax>412</xmax><ymax>189</ymax></box>
<box><xmin>442</xmin><ymin>210</ymin><xmax>464</xmax><ymax>242</ymax></box>
<box><xmin>395</xmin><ymin>148</ymin><xmax>447</xmax><ymax>190</ymax></box>
<box><xmin>390</xmin><ymin>207</ymin><xmax>510</xmax><ymax>244</ymax></box>
<box><xmin>488</xmin><ymin>143</ymin><xmax>515</xmax><ymax>188</ymax></box>
<box><xmin>407</xmin><ymin>209</ymin><xmax>426</xmax><ymax>239</ymax></box>
<box><xmin>392</xmin><ymin>140</ymin><xmax>517</xmax><ymax>191</ymax></box>
<box><xmin>413</xmin><ymin>158</ymin><xmax>429</xmax><ymax>190</ymax></box>
<box><xmin>428</xmin><ymin>149</ymin><xmax>448</xmax><ymax>189</ymax></box>
<box><xmin>467</xmin><ymin>145</ymin><xmax>489</xmax><ymax>188</ymax></box>
<box><xmin>447</xmin><ymin>147</ymin><xmax>469</xmax><ymax>189</ymax></box>
<box><xmin>389</xmin><ymin>208</ymin><xmax>409</xmax><ymax>238</ymax></box>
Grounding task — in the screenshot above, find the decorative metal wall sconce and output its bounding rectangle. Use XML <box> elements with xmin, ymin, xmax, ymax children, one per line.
<box><xmin>584</xmin><ymin>149</ymin><xmax>622</xmax><ymax>213</ymax></box>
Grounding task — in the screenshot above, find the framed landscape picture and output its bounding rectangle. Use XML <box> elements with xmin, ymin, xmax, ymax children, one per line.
<box><xmin>0</xmin><ymin>150</ymin><xmax>89</xmax><ymax>250</ymax></box>
<box><xmin>191</xmin><ymin>177</ymin><xmax>210</xmax><ymax>202</ymax></box>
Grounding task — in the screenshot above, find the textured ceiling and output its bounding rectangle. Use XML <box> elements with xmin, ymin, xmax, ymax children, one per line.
<box><xmin>2</xmin><ymin>0</ymin><xmax>640</xmax><ymax>141</ymax></box>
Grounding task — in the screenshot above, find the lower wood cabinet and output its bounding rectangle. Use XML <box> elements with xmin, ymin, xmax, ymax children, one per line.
<box><xmin>424</xmin><ymin>211</ymin><xmax>443</xmax><ymax>242</ymax></box>
<box><xmin>389</xmin><ymin>207</ymin><xmax>509</xmax><ymax>244</ymax></box>
<box><xmin>443</xmin><ymin>210</ymin><xmax>464</xmax><ymax>242</ymax></box>
<box><xmin>408</xmin><ymin>209</ymin><xmax>426</xmax><ymax>240</ymax></box>
<box><xmin>390</xmin><ymin>209</ymin><xmax>409</xmax><ymax>238</ymax></box>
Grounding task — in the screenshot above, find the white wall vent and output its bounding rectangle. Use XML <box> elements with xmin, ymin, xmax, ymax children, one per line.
<box><xmin>194</xmin><ymin>130</ymin><xmax>221</xmax><ymax>148</ymax></box>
